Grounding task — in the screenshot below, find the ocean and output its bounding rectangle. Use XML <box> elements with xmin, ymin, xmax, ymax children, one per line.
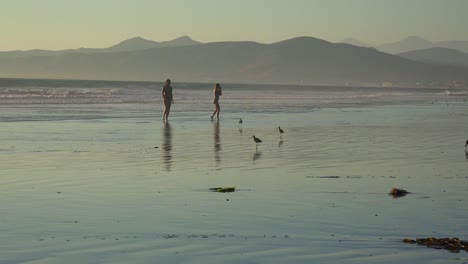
<box><xmin>1</xmin><ymin>78</ymin><xmax>468</xmax><ymax>263</ymax></box>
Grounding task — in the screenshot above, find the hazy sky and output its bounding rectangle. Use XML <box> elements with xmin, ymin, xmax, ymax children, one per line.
<box><xmin>1</xmin><ymin>0</ymin><xmax>467</xmax><ymax>51</ymax></box>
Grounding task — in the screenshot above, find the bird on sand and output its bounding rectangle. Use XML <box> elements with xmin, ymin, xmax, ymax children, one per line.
<box><xmin>238</xmin><ymin>118</ymin><xmax>243</xmax><ymax>126</ymax></box>
<box><xmin>277</xmin><ymin>126</ymin><xmax>284</xmax><ymax>138</ymax></box>
<box><xmin>250</xmin><ymin>135</ymin><xmax>262</xmax><ymax>147</ymax></box>
<box><xmin>465</xmin><ymin>140</ymin><xmax>468</xmax><ymax>157</ymax></box>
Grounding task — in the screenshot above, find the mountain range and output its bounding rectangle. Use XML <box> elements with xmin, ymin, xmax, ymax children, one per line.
<box><xmin>398</xmin><ymin>47</ymin><xmax>468</xmax><ymax>68</ymax></box>
<box><xmin>341</xmin><ymin>36</ymin><xmax>468</xmax><ymax>54</ymax></box>
<box><xmin>0</xmin><ymin>36</ymin><xmax>201</xmax><ymax>58</ymax></box>
<box><xmin>340</xmin><ymin>38</ymin><xmax>371</xmax><ymax>48</ymax></box>
<box><xmin>1</xmin><ymin>36</ymin><xmax>467</xmax><ymax>87</ymax></box>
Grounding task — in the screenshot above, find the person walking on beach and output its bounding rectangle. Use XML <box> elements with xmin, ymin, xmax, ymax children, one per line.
<box><xmin>162</xmin><ymin>79</ymin><xmax>174</xmax><ymax>121</ymax></box>
<box><xmin>210</xmin><ymin>83</ymin><xmax>222</xmax><ymax>119</ymax></box>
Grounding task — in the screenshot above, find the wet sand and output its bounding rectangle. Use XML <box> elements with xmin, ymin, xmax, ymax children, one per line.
<box><xmin>1</xmin><ymin>97</ymin><xmax>468</xmax><ymax>263</ymax></box>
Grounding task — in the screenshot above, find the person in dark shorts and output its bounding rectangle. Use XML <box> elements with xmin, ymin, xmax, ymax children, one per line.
<box><xmin>162</xmin><ymin>79</ymin><xmax>174</xmax><ymax>121</ymax></box>
<box><xmin>210</xmin><ymin>83</ymin><xmax>222</xmax><ymax>119</ymax></box>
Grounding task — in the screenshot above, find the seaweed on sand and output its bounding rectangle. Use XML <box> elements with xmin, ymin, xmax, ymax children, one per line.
<box><xmin>403</xmin><ymin>237</ymin><xmax>468</xmax><ymax>253</ymax></box>
<box><xmin>209</xmin><ymin>187</ymin><xmax>235</xmax><ymax>193</ymax></box>
<box><xmin>389</xmin><ymin>188</ymin><xmax>409</xmax><ymax>198</ymax></box>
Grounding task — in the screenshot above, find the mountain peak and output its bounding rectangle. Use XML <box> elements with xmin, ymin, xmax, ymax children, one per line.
<box><xmin>117</xmin><ymin>36</ymin><xmax>153</xmax><ymax>44</ymax></box>
<box><xmin>107</xmin><ymin>36</ymin><xmax>200</xmax><ymax>51</ymax></box>
<box><xmin>401</xmin><ymin>36</ymin><xmax>432</xmax><ymax>45</ymax></box>
<box><xmin>272</xmin><ymin>36</ymin><xmax>331</xmax><ymax>46</ymax></box>
<box><xmin>162</xmin><ymin>36</ymin><xmax>201</xmax><ymax>46</ymax></box>
<box><xmin>129</xmin><ymin>36</ymin><xmax>144</xmax><ymax>40</ymax></box>
<box><xmin>404</xmin><ymin>36</ymin><xmax>428</xmax><ymax>41</ymax></box>
<box><xmin>108</xmin><ymin>37</ymin><xmax>159</xmax><ymax>51</ymax></box>
<box><xmin>377</xmin><ymin>36</ymin><xmax>434</xmax><ymax>54</ymax></box>
<box><xmin>172</xmin><ymin>36</ymin><xmax>192</xmax><ymax>41</ymax></box>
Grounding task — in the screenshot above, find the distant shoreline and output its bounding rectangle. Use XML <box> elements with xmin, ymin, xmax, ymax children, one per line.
<box><xmin>0</xmin><ymin>77</ymin><xmax>461</xmax><ymax>90</ymax></box>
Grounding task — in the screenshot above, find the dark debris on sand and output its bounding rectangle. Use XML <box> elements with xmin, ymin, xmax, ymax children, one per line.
<box><xmin>403</xmin><ymin>237</ymin><xmax>468</xmax><ymax>253</ymax></box>
<box><xmin>209</xmin><ymin>187</ymin><xmax>235</xmax><ymax>193</ymax></box>
<box><xmin>389</xmin><ymin>188</ymin><xmax>409</xmax><ymax>198</ymax></box>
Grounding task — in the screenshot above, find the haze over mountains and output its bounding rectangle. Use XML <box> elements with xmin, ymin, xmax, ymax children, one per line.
<box><xmin>398</xmin><ymin>47</ymin><xmax>468</xmax><ymax>68</ymax></box>
<box><xmin>341</xmin><ymin>36</ymin><xmax>468</xmax><ymax>54</ymax></box>
<box><xmin>341</xmin><ymin>36</ymin><xmax>468</xmax><ymax>70</ymax></box>
<box><xmin>1</xmin><ymin>36</ymin><xmax>467</xmax><ymax>87</ymax></box>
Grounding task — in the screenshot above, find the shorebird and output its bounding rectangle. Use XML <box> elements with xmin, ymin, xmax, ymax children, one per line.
<box><xmin>277</xmin><ymin>126</ymin><xmax>284</xmax><ymax>138</ymax></box>
<box><xmin>250</xmin><ymin>135</ymin><xmax>262</xmax><ymax>147</ymax></box>
<box><xmin>238</xmin><ymin>118</ymin><xmax>243</xmax><ymax>126</ymax></box>
<box><xmin>465</xmin><ymin>140</ymin><xmax>468</xmax><ymax>157</ymax></box>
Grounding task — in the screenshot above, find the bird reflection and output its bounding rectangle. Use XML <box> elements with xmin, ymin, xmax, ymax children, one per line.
<box><xmin>213</xmin><ymin>120</ymin><xmax>221</xmax><ymax>167</ymax></box>
<box><xmin>278</xmin><ymin>139</ymin><xmax>284</xmax><ymax>148</ymax></box>
<box><xmin>162</xmin><ymin>121</ymin><xmax>172</xmax><ymax>171</ymax></box>
<box><xmin>253</xmin><ymin>150</ymin><xmax>262</xmax><ymax>161</ymax></box>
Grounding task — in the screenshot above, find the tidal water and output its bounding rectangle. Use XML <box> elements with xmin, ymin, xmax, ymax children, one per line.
<box><xmin>1</xmin><ymin>78</ymin><xmax>468</xmax><ymax>263</ymax></box>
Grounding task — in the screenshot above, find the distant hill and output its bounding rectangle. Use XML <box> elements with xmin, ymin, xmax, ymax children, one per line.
<box><xmin>377</xmin><ymin>36</ymin><xmax>468</xmax><ymax>54</ymax></box>
<box><xmin>435</xmin><ymin>40</ymin><xmax>468</xmax><ymax>53</ymax></box>
<box><xmin>107</xmin><ymin>37</ymin><xmax>161</xmax><ymax>52</ymax></box>
<box><xmin>0</xmin><ymin>48</ymin><xmax>102</xmax><ymax>58</ymax></box>
<box><xmin>377</xmin><ymin>36</ymin><xmax>433</xmax><ymax>54</ymax></box>
<box><xmin>399</xmin><ymin>47</ymin><xmax>468</xmax><ymax>68</ymax></box>
<box><xmin>0</xmin><ymin>36</ymin><xmax>201</xmax><ymax>57</ymax></box>
<box><xmin>107</xmin><ymin>36</ymin><xmax>201</xmax><ymax>52</ymax></box>
<box><xmin>160</xmin><ymin>36</ymin><xmax>201</xmax><ymax>47</ymax></box>
<box><xmin>0</xmin><ymin>36</ymin><xmax>467</xmax><ymax>87</ymax></box>
<box><xmin>340</xmin><ymin>38</ymin><xmax>370</xmax><ymax>47</ymax></box>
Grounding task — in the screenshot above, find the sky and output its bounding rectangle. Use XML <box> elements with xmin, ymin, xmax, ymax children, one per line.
<box><xmin>1</xmin><ymin>0</ymin><xmax>467</xmax><ymax>51</ymax></box>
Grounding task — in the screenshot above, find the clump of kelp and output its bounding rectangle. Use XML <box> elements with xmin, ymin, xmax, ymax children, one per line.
<box><xmin>389</xmin><ymin>188</ymin><xmax>409</xmax><ymax>198</ymax></box>
<box><xmin>209</xmin><ymin>187</ymin><xmax>235</xmax><ymax>193</ymax></box>
<box><xmin>403</xmin><ymin>237</ymin><xmax>468</xmax><ymax>253</ymax></box>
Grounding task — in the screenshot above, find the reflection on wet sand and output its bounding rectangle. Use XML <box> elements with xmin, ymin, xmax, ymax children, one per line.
<box><xmin>278</xmin><ymin>139</ymin><xmax>284</xmax><ymax>148</ymax></box>
<box><xmin>162</xmin><ymin>121</ymin><xmax>172</xmax><ymax>171</ymax></box>
<box><xmin>253</xmin><ymin>150</ymin><xmax>262</xmax><ymax>161</ymax></box>
<box><xmin>213</xmin><ymin>120</ymin><xmax>221</xmax><ymax>167</ymax></box>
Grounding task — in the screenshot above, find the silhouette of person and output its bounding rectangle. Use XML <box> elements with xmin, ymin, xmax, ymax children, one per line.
<box><xmin>162</xmin><ymin>79</ymin><xmax>174</xmax><ymax>121</ymax></box>
<box><xmin>210</xmin><ymin>83</ymin><xmax>222</xmax><ymax>119</ymax></box>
